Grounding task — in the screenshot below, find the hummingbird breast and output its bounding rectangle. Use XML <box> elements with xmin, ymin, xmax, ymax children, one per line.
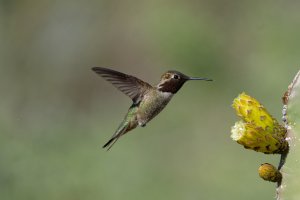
<box><xmin>137</xmin><ymin>89</ymin><xmax>173</xmax><ymax>126</ymax></box>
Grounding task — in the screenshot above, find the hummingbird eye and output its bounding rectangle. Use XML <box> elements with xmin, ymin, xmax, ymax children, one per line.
<box><xmin>173</xmin><ymin>74</ymin><xmax>179</xmax><ymax>80</ymax></box>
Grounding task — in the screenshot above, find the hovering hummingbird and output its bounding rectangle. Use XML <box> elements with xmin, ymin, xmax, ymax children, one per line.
<box><xmin>92</xmin><ymin>67</ymin><xmax>212</xmax><ymax>150</ymax></box>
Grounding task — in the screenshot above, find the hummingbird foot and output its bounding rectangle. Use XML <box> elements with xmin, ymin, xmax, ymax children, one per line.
<box><xmin>138</xmin><ymin>122</ymin><xmax>146</xmax><ymax>127</ymax></box>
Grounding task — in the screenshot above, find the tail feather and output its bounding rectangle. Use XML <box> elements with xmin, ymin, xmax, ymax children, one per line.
<box><xmin>102</xmin><ymin>135</ymin><xmax>121</xmax><ymax>150</ymax></box>
<box><xmin>103</xmin><ymin>122</ymin><xmax>129</xmax><ymax>150</ymax></box>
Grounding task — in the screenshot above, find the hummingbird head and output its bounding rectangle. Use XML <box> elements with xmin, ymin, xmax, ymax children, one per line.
<box><xmin>157</xmin><ymin>70</ymin><xmax>212</xmax><ymax>94</ymax></box>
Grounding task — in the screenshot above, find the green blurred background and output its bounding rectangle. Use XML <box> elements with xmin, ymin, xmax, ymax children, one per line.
<box><xmin>1</xmin><ymin>0</ymin><xmax>299</xmax><ymax>199</ymax></box>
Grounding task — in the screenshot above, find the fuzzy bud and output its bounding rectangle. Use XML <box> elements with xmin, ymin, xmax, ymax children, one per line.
<box><xmin>258</xmin><ymin>163</ymin><xmax>282</xmax><ymax>183</ymax></box>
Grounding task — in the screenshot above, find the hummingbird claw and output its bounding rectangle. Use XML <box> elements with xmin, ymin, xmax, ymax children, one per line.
<box><xmin>138</xmin><ymin>122</ymin><xmax>146</xmax><ymax>127</ymax></box>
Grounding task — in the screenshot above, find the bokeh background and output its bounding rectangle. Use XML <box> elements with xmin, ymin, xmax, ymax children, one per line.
<box><xmin>1</xmin><ymin>0</ymin><xmax>300</xmax><ymax>199</ymax></box>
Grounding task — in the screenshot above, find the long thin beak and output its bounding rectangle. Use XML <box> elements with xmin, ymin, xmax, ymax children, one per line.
<box><xmin>188</xmin><ymin>77</ymin><xmax>213</xmax><ymax>81</ymax></box>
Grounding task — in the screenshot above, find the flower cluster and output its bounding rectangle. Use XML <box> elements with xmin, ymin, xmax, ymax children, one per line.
<box><xmin>231</xmin><ymin>93</ymin><xmax>288</xmax><ymax>154</ymax></box>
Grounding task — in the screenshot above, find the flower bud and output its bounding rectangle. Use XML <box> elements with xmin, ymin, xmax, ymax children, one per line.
<box><xmin>258</xmin><ymin>163</ymin><xmax>282</xmax><ymax>183</ymax></box>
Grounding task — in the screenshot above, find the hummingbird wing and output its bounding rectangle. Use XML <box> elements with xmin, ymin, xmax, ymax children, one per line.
<box><xmin>92</xmin><ymin>67</ymin><xmax>152</xmax><ymax>104</ymax></box>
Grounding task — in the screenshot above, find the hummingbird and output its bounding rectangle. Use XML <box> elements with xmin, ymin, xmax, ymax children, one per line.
<box><xmin>92</xmin><ymin>67</ymin><xmax>212</xmax><ymax>150</ymax></box>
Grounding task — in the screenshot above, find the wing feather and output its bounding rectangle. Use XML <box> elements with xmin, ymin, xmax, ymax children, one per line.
<box><xmin>92</xmin><ymin>67</ymin><xmax>152</xmax><ymax>103</ymax></box>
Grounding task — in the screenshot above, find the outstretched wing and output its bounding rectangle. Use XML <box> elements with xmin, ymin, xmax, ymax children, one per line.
<box><xmin>92</xmin><ymin>67</ymin><xmax>153</xmax><ymax>103</ymax></box>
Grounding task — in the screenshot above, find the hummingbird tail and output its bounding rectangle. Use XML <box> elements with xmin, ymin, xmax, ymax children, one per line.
<box><xmin>102</xmin><ymin>135</ymin><xmax>121</xmax><ymax>150</ymax></box>
<box><xmin>102</xmin><ymin>122</ymin><xmax>129</xmax><ymax>151</ymax></box>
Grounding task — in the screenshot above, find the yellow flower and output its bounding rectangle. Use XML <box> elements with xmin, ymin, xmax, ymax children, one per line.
<box><xmin>231</xmin><ymin>121</ymin><xmax>288</xmax><ymax>154</ymax></box>
<box><xmin>231</xmin><ymin>93</ymin><xmax>288</xmax><ymax>154</ymax></box>
<box><xmin>258</xmin><ymin>163</ymin><xmax>282</xmax><ymax>183</ymax></box>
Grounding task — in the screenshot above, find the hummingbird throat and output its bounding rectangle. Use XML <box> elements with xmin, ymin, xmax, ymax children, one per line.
<box><xmin>157</xmin><ymin>81</ymin><xmax>185</xmax><ymax>94</ymax></box>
